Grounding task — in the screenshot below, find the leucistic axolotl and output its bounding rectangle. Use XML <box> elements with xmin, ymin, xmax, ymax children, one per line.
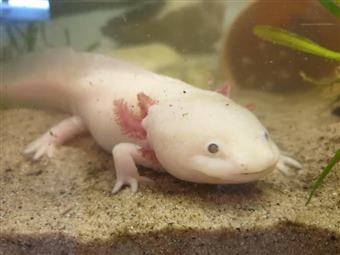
<box><xmin>1</xmin><ymin>49</ymin><xmax>302</xmax><ymax>193</ymax></box>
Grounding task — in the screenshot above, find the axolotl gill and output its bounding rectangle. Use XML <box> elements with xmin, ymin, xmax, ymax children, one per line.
<box><xmin>1</xmin><ymin>49</ymin><xmax>302</xmax><ymax>193</ymax></box>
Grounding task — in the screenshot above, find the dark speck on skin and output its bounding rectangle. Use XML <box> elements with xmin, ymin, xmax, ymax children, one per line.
<box><xmin>5</xmin><ymin>168</ymin><xmax>12</xmax><ymax>173</ymax></box>
<box><xmin>169</xmin><ymin>104</ymin><xmax>173</xmax><ymax>107</ymax></box>
<box><xmin>264</xmin><ymin>132</ymin><xmax>269</xmax><ymax>140</ymax></box>
<box><xmin>225</xmin><ymin>103</ymin><xmax>229</xmax><ymax>106</ymax></box>
<box><xmin>182</xmin><ymin>112</ymin><xmax>189</xmax><ymax>117</ymax></box>
<box><xmin>183</xmin><ymin>90</ymin><xmax>187</xmax><ymax>94</ymax></box>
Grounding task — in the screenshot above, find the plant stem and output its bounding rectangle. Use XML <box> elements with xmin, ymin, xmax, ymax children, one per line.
<box><xmin>306</xmin><ymin>149</ymin><xmax>340</xmax><ymax>205</ymax></box>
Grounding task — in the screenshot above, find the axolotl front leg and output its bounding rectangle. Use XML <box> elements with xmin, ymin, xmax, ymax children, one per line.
<box><xmin>111</xmin><ymin>143</ymin><xmax>157</xmax><ymax>193</ymax></box>
<box><xmin>111</xmin><ymin>93</ymin><xmax>162</xmax><ymax>193</ymax></box>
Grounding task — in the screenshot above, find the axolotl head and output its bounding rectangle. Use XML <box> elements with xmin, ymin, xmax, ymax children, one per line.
<box><xmin>142</xmin><ymin>93</ymin><xmax>280</xmax><ymax>184</ymax></box>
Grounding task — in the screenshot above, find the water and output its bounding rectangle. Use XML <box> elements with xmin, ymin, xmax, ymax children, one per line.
<box><xmin>0</xmin><ymin>1</ymin><xmax>339</xmax><ymax>254</ymax></box>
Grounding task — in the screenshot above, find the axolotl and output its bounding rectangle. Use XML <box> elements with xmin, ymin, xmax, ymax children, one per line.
<box><xmin>1</xmin><ymin>49</ymin><xmax>301</xmax><ymax>193</ymax></box>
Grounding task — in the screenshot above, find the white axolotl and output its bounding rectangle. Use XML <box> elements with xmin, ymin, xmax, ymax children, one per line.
<box><xmin>1</xmin><ymin>49</ymin><xmax>301</xmax><ymax>193</ymax></box>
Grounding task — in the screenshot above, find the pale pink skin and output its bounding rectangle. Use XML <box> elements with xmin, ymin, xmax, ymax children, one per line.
<box><xmin>2</xmin><ymin>49</ymin><xmax>302</xmax><ymax>193</ymax></box>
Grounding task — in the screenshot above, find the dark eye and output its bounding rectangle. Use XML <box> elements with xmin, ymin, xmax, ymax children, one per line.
<box><xmin>207</xmin><ymin>143</ymin><xmax>219</xmax><ymax>154</ymax></box>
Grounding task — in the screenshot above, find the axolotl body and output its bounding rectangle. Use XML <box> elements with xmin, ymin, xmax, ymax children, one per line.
<box><xmin>2</xmin><ymin>49</ymin><xmax>301</xmax><ymax>193</ymax></box>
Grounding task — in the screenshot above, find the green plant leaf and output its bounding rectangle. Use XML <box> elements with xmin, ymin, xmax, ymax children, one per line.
<box><xmin>319</xmin><ymin>0</ymin><xmax>340</xmax><ymax>17</ymax></box>
<box><xmin>84</xmin><ymin>42</ymin><xmax>100</xmax><ymax>52</ymax></box>
<box><xmin>25</xmin><ymin>23</ymin><xmax>39</xmax><ymax>52</ymax></box>
<box><xmin>253</xmin><ymin>26</ymin><xmax>340</xmax><ymax>61</ymax></box>
<box><xmin>64</xmin><ymin>28</ymin><xmax>71</xmax><ymax>46</ymax></box>
<box><xmin>4</xmin><ymin>25</ymin><xmax>21</xmax><ymax>53</ymax></box>
<box><xmin>305</xmin><ymin>149</ymin><xmax>340</xmax><ymax>205</ymax></box>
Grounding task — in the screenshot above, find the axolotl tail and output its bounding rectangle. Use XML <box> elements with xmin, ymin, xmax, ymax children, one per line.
<box><xmin>0</xmin><ymin>48</ymin><xmax>87</xmax><ymax>112</ymax></box>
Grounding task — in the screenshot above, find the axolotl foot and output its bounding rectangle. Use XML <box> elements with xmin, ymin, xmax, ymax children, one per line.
<box><xmin>24</xmin><ymin>132</ymin><xmax>57</xmax><ymax>160</ymax></box>
<box><xmin>111</xmin><ymin>143</ymin><xmax>159</xmax><ymax>194</ymax></box>
<box><xmin>112</xmin><ymin>175</ymin><xmax>153</xmax><ymax>194</ymax></box>
<box><xmin>23</xmin><ymin>116</ymin><xmax>87</xmax><ymax>160</ymax></box>
<box><xmin>276</xmin><ymin>154</ymin><xmax>303</xmax><ymax>176</ymax></box>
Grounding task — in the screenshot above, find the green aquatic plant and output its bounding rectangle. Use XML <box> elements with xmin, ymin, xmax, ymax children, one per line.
<box><xmin>64</xmin><ymin>28</ymin><xmax>71</xmax><ymax>46</ymax></box>
<box><xmin>85</xmin><ymin>42</ymin><xmax>100</xmax><ymax>52</ymax></box>
<box><xmin>300</xmin><ymin>66</ymin><xmax>340</xmax><ymax>101</ymax></box>
<box><xmin>300</xmin><ymin>65</ymin><xmax>340</xmax><ymax>88</ymax></box>
<box><xmin>23</xmin><ymin>23</ymin><xmax>39</xmax><ymax>52</ymax></box>
<box><xmin>1</xmin><ymin>23</ymin><xmax>42</xmax><ymax>62</ymax></box>
<box><xmin>300</xmin><ymin>69</ymin><xmax>340</xmax><ymax>87</ymax></box>
<box><xmin>319</xmin><ymin>0</ymin><xmax>340</xmax><ymax>17</ymax></box>
<box><xmin>1</xmin><ymin>24</ymin><xmax>99</xmax><ymax>62</ymax></box>
<box><xmin>306</xmin><ymin>149</ymin><xmax>340</xmax><ymax>205</ymax></box>
<box><xmin>253</xmin><ymin>26</ymin><xmax>340</xmax><ymax>61</ymax></box>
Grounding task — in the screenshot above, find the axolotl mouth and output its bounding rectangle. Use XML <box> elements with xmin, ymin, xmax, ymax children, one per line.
<box><xmin>185</xmin><ymin>154</ymin><xmax>278</xmax><ymax>184</ymax></box>
<box><xmin>184</xmin><ymin>165</ymin><xmax>276</xmax><ymax>184</ymax></box>
<box><xmin>232</xmin><ymin>166</ymin><xmax>276</xmax><ymax>183</ymax></box>
<box><xmin>240</xmin><ymin>166</ymin><xmax>274</xmax><ymax>175</ymax></box>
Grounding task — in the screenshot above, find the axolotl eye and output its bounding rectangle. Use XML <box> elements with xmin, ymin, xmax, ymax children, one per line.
<box><xmin>207</xmin><ymin>143</ymin><xmax>219</xmax><ymax>154</ymax></box>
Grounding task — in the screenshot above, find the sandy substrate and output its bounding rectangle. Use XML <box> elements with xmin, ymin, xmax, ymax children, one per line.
<box><xmin>0</xmin><ymin>89</ymin><xmax>339</xmax><ymax>254</ymax></box>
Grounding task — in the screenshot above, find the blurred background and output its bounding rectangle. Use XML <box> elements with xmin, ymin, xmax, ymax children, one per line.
<box><xmin>1</xmin><ymin>0</ymin><xmax>339</xmax><ymax>101</ymax></box>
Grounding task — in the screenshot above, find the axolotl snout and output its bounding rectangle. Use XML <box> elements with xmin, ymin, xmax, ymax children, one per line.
<box><xmin>2</xmin><ymin>49</ymin><xmax>301</xmax><ymax>193</ymax></box>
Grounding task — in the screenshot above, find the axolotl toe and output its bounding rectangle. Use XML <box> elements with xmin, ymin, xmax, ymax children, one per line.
<box><xmin>1</xmin><ymin>49</ymin><xmax>302</xmax><ymax>193</ymax></box>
